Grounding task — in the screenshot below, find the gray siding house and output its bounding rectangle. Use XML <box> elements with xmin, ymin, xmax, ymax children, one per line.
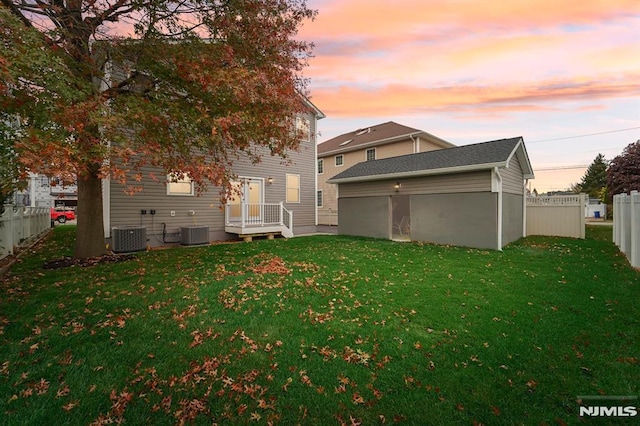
<box><xmin>328</xmin><ymin>137</ymin><xmax>534</xmax><ymax>250</ymax></box>
<box><xmin>103</xmin><ymin>102</ymin><xmax>325</xmax><ymax>249</ymax></box>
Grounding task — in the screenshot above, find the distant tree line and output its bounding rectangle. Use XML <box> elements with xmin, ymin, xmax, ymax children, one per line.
<box><xmin>571</xmin><ymin>140</ymin><xmax>640</xmax><ymax>202</ymax></box>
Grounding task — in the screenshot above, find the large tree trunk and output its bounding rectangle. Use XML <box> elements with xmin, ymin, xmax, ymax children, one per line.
<box><xmin>75</xmin><ymin>163</ymin><xmax>107</xmax><ymax>258</ymax></box>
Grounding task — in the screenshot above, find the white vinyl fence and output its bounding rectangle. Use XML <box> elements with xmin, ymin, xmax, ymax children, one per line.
<box><xmin>526</xmin><ymin>194</ymin><xmax>587</xmax><ymax>239</ymax></box>
<box><xmin>0</xmin><ymin>206</ymin><xmax>51</xmax><ymax>261</ymax></box>
<box><xmin>613</xmin><ymin>191</ymin><xmax>640</xmax><ymax>268</ymax></box>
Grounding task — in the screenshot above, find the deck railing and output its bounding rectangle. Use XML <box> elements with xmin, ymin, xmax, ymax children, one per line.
<box><xmin>225</xmin><ymin>202</ymin><xmax>293</xmax><ymax>234</ymax></box>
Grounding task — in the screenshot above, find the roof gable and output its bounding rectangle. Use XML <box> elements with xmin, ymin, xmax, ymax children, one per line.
<box><xmin>301</xmin><ymin>96</ymin><xmax>325</xmax><ymax>120</ymax></box>
<box><xmin>328</xmin><ymin>137</ymin><xmax>534</xmax><ymax>183</ymax></box>
<box><xmin>318</xmin><ymin>121</ymin><xmax>453</xmax><ymax>156</ymax></box>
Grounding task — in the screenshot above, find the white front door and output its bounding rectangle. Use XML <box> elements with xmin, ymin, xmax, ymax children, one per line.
<box><xmin>229</xmin><ymin>178</ymin><xmax>264</xmax><ymax>223</ymax></box>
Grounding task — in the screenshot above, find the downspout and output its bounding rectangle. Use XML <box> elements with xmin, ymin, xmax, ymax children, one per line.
<box><xmin>314</xmin><ymin>124</ymin><xmax>318</xmax><ymax>227</ymax></box>
<box><xmin>494</xmin><ymin>167</ymin><xmax>503</xmax><ymax>250</ymax></box>
<box><xmin>523</xmin><ymin>179</ymin><xmax>528</xmax><ymax>237</ymax></box>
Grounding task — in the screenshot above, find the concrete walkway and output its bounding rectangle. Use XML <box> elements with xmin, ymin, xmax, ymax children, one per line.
<box><xmin>586</xmin><ymin>221</ymin><xmax>613</xmax><ymax>226</ymax></box>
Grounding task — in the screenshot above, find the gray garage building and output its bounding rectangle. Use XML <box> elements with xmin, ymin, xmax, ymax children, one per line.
<box><xmin>327</xmin><ymin>137</ymin><xmax>535</xmax><ymax>250</ymax></box>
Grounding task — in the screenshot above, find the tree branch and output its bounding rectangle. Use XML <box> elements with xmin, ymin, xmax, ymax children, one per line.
<box><xmin>85</xmin><ymin>0</ymin><xmax>135</xmax><ymax>30</ymax></box>
<box><xmin>0</xmin><ymin>0</ymin><xmax>36</xmax><ymax>27</ymax></box>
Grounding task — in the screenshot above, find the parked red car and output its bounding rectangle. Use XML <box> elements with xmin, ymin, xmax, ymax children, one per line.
<box><xmin>50</xmin><ymin>208</ymin><xmax>75</xmax><ymax>223</ymax></box>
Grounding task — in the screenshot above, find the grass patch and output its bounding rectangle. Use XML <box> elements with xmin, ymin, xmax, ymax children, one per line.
<box><xmin>1</xmin><ymin>226</ymin><xmax>638</xmax><ymax>424</ymax></box>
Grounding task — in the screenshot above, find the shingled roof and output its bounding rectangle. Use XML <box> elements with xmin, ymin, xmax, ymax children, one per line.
<box><xmin>318</xmin><ymin>121</ymin><xmax>453</xmax><ymax>156</ymax></box>
<box><xmin>328</xmin><ymin>137</ymin><xmax>534</xmax><ymax>183</ymax></box>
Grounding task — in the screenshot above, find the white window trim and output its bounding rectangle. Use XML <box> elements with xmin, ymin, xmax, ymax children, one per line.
<box><xmin>317</xmin><ymin>190</ymin><xmax>323</xmax><ymax>208</ymax></box>
<box><xmin>318</xmin><ymin>158</ymin><xmax>324</xmax><ymax>175</ymax></box>
<box><xmin>366</xmin><ymin>148</ymin><xmax>376</xmax><ymax>161</ymax></box>
<box><xmin>286</xmin><ymin>173</ymin><xmax>300</xmax><ymax>204</ymax></box>
<box><xmin>167</xmin><ymin>174</ymin><xmax>194</xmax><ymax>196</ymax></box>
<box><xmin>335</xmin><ymin>155</ymin><xmax>344</xmax><ymax>167</ymax></box>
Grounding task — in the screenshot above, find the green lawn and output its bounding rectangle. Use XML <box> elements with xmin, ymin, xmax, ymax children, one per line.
<box><xmin>1</xmin><ymin>226</ymin><xmax>638</xmax><ymax>425</ymax></box>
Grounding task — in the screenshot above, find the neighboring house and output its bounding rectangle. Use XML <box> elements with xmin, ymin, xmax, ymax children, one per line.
<box><xmin>328</xmin><ymin>137</ymin><xmax>535</xmax><ymax>250</ymax></box>
<box><xmin>586</xmin><ymin>198</ymin><xmax>607</xmax><ymax>219</ymax></box>
<box><xmin>104</xmin><ymin>99</ymin><xmax>325</xmax><ymax>249</ymax></box>
<box><xmin>317</xmin><ymin>122</ymin><xmax>454</xmax><ymax>225</ymax></box>
<box><xmin>12</xmin><ymin>173</ymin><xmax>77</xmax><ymax>209</ymax></box>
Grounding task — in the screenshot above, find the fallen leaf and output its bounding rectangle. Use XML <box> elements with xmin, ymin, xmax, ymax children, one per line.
<box><xmin>56</xmin><ymin>384</ymin><xmax>70</xmax><ymax>398</ymax></box>
<box><xmin>62</xmin><ymin>400</ymin><xmax>79</xmax><ymax>411</ymax></box>
<box><xmin>282</xmin><ymin>377</ymin><xmax>292</xmax><ymax>392</ymax></box>
<box><xmin>351</xmin><ymin>392</ymin><xmax>364</xmax><ymax>405</ymax></box>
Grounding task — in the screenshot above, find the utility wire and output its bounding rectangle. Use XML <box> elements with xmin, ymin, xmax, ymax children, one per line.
<box><xmin>529</xmin><ymin>126</ymin><xmax>640</xmax><ymax>143</ymax></box>
<box><xmin>536</xmin><ymin>165</ymin><xmax>588</xmax><ymax>171</ymax></box>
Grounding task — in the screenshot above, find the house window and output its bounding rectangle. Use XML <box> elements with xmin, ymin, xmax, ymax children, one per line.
<box><xmin>167</xmin><ymin>173</ymin><xmax>194</xmax><ymax>196</ymax></box>
<box><xmin>296</xmin><ymin>116</ymin><xmax>310</xmax><ymax>142</ymax></box>
<box><xmin>318</xmin><ymin>159</ymin><xmax>324</xmax><ymax>174</ymax></box>
<box><xmin>366</xmin><ymin>148</ymin><xmax>376</xmax><ymax>161</ymax></box>
<box><xmin>317</xmin><ymin>190</ymin><xmax>323</xmax><ymax>208</ymax></box>
<box><xmin>335</xmin><ymin>155</ymin><xmax>344</xmax><ymax>167</ymax></box>
<box><xmin>286</xmin><ymin>173</ymin><xmax>300</xmax><ymax>203</ymax></box>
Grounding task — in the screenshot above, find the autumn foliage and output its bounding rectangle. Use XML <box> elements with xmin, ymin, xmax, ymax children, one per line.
<box><xmin>0</xmin><ymin>0</ymin><xmax>317</xmax><ymax>257</ymax></box>
<box><xmin>607</xmin><ymin>140</ymin><xmax>640</xmax><ymax>197</ymax></box>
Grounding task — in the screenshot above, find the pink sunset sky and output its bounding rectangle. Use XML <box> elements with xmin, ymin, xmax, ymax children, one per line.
<box><xmin>299</xmin><ymin>0</ymin><xmax>640</xmax><ymax>193</ymax></box>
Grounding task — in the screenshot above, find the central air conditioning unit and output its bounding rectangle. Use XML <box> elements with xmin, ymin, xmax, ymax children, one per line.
<box><xmin>181</xmin><ymin>226</ymin><xmax>210</xmax><ymax>246</ymax></box>
<box><xmin>112</xmin><ymin>226</ymin><xmax>147</xmax><ymax>253</ymax></box>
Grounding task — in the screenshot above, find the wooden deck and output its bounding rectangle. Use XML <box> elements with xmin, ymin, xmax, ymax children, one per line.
<box><xmin>225</xmin><ymin>202</ymin><xmax>293</xmax><ymax>239</ymax></box>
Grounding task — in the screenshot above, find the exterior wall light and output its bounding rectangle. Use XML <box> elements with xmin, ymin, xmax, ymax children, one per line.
<box><xmin>395</xmin><ymin>182</ymin><xmax>401</xmax><ymax>192</ymax></box>
<box><xmin>267</xmin><ymin>177</ymin><xmax>273</xmax><ymax>185</ymax></box>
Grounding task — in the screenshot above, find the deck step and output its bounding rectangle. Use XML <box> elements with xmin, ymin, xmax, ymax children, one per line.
<box><xmin>239</xmin><ymin>232</ymin><xmax>281</xmax><ymax>242</ymax></box>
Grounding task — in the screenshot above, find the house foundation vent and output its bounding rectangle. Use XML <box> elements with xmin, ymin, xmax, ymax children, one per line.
<box><xmin>112</xmin><ymin>226</ymin><xmax>147</xmax><ymax>253</ymax></box>
<box><xmin>181</xmin><ymin>226</ymin><xmax>210</xmax><ymax>245</ymax></box>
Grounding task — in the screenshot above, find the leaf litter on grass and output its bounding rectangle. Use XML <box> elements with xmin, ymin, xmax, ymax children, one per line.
<box><xmin>1</xmin><ymin>229</ymin><xmax>638</xmax><ymax>424</ymax></box>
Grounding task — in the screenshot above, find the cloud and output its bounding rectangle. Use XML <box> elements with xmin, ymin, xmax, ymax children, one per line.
<box><xmin>302</xmin><ymin>0</ymin><xmax>640</xmax><ymax>38</ymax></box>
<box><xmin>309</xmin><ymin>73</ymin><xmax>640</xmax><ymax>118</ymax></box>
<box><xmin>302</xmin><ymin>0</ymin><xmax>640</xmax><ymax>124</ymax></box>
<box><xmin>306</xmin><ymin>18</ymin><xmax>639</xmax><ymax>83</ymax></box>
